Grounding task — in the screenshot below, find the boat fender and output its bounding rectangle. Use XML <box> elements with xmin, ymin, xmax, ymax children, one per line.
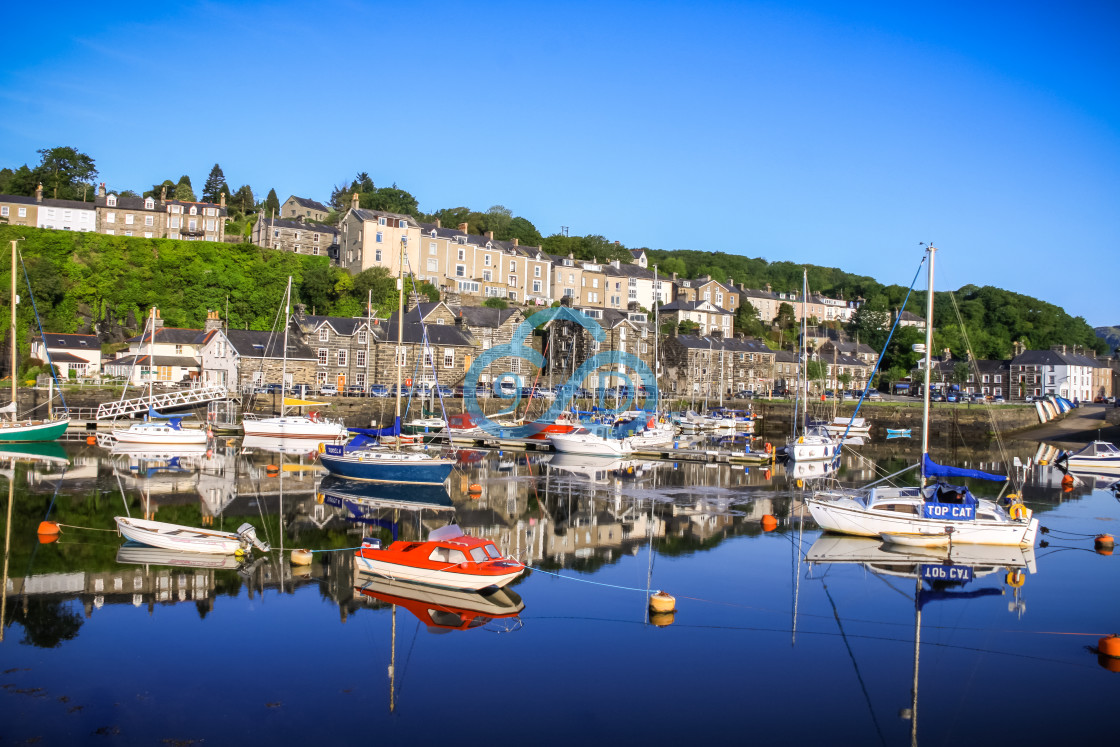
<box><xmin>1061</xmin><ymin>474</ymin><xmax>1074</xmax><ymax>487</ymax></box>
<box><xmin>764</xmin><ymin>442</ymin><xmax>772</xmax><ymax>454</ymax></box>
<box><xmin>468</xmin><ymin>483</ymin><xmax>482</xmax><ymax>493</ymax></box>
<box><xmin>1006</xmin><ymin>570</ymin><xmax>1025</xmax><ymax>588</ymax></box>
<box><xmin>1095</xmin><ymin>534</ymin><xmax>1115</xmax><ymax>549</ymax></box>
<box><xmin>763</xmin><ymin>469</ymin><xmax>771</xmax><ymax>480</ymax></box>
<box><xmin>1008</xmin><ymin>504</ymin><xmax>1027</xmax><ymax>521</ymax></box>
<box><xmin>318</xmin><ymin>443</ymin><xmax>326</xmax><ymax>454</ymax></box>
<box><xmin>798</xmin><ymin>436</ymin><xmax>804</xmax><ymax>444</ymax></box>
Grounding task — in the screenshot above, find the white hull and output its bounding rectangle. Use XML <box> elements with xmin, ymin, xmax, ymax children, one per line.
<box><xmin>242</xmin><ymin>415</ymin><xmax>346</xmax><ymax>439</ymax></box>
<box><xmin>880</xmin><ymin>531</ymin><xmax>951</xmax><ymax>547</ymax></box>
<box><xmin>549</xmin><ymin>432</ymin><xmax>632</xmax><ymax>456</ymax></box>
<box><xmin>786</xmin><ymin>436</ymin><xmax>841</xmax><ymax>462</ymax></box>
<box><xmin>807</xmin><ymin>495</ymin><xmax>1039</xmax><ymax>547</ymax></box>
<box><xmin>355</xmin><ymin>556</ymin><xmax>523</xmax><ymax>590</ymax></box>
<box><xmin>115</xmin><ymin>517</ymin><xmax>245</xmax><ymax>554</ymax></box>
<box><xmin>112</xmin><ymin>423</ymin><xmax>207</xmax><ymax>445</ymax></box>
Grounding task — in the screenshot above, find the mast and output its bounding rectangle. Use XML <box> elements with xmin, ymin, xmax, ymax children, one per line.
<box><xmin>920</xmin><ymin>246</ymin><xmax>935</xmax><ymax>481</ymax></box>
<box><xmin>147</xmin><ymin>306</ymin><xmax>156</xmax><ymax>412</ymax></box>
<box><xmin>9</xmin><ymin>240</ymin><xmax>16</xmax><ymax>420</ymax></box>
<box><xmin>395</xmin><ymin>237</ymin><xmax>406</xmax><ymax>452</ymax></box>
<box><xmin>280</xmin><ymin>276</ymin><xmax>291</xmax><ymax>416</ymax></box>
<box><xmin>653</xmin><ymin>264</ymin><xmax>659</xmax><ymax>411</ymax></box>
<box><xmin>910</xmin><ymin>574</ymin><xmax>922</xmax><ymax>747</ymax></box>
<box><xmin>801</xmin><ymin>269</ymin><xmax>808</xmax><ymax>436</ymax></box>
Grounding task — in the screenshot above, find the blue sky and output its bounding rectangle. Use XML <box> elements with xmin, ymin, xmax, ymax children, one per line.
<box><xmin>2</xmin><ymin>1</ymin><xmax>1117</xmax><ymax>325</ymax></box>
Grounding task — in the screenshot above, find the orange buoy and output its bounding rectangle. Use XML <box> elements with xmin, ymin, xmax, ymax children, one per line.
<box><xmin>468</xmin><ymin>483</ymin><xmax>482</xmax><ymax>494</ymax></box>
<box><xmin>290</xmin><ymin>549</ymin><xmax>313</xmax><ymax>566</ymax></box>
<box><xmin>762</xmin><ymin>469</ymin><xmax>771</xmax><ymax>480</ymax></box>
<box><xmin>266</xmin><ymin>464</ymin><xmax>280</xmax><ymax>474</ymax></box>
<box><xmin>1099</xmin><ymin>634</ymin><xmax>1120</xmax><ymax>659</ymax></box>
<box><xmin>649</xmin><ymin>611</ymin><xmax>675</xmax><ymax>627</ymax></box>
<box><xmin>38</xmin><ymin>533</ymin><xmax>58</xmax><ymax>545</ymax></box>
<box><xmin>1098</xmin><ymin>654</ymin><xmax>1120</xmax><ymax>673</ymax></box>
<box><xmin>206</xmin><ymin>449</ymin><xmax>213</xmax><ymax>458</ymax></box>
<box><xmin>1061</xmin><ymin>474</ymin><xmax>1074</xmax><ymax>486</ymax></box>
<box><xmin>1062</xmin><ymin>485</ymin><xmax>1074</xmax><ymax>493</ymax></box>
<box><xmin>1095</xmin><ymin>534</ymin><xmax>1115</xmax><ymax>549</ymax></box>
<box><xmin>37</xmin><ymin>521</ymin><xmax>60</xmax><ymax>536</ymax></box>
<box><xmin>649</xmin><ymin>590</ymin><xmax>676</xmax><ymax>613</ymax></box>
<box><xmin>85</xmin><ymin>435</ymin><xmax>96</xmax><ymax>445</ymax></box>
<box><xmin>761</xmin><ymin>514</ymin><xmax>778</xmax><ymax>531</ymax></box>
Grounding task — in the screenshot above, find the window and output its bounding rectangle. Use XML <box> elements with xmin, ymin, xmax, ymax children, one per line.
<box><xmin>424</xmin><ymin>350</ymin><xmax>433</xmax><ymax>368</ymax></box>
<box><xmin>123</xmin><ymin>231</ymin><xmax>133</xmax><ymax>237</ymax></box>
<box><xmin>375</xmin><ymin>232</ymin><xmax>383</xmax><ymax>243</ymax></box>
<box><xmin>294</xmin><ymin>245</ymin><xmax>301</xmax><ymax>253</ymax></box>
<box><xmin>355</xmin><ymin>373</ymin><xmax>365</xmax><ymax>388</ymax></box>
<box><xmin>106</xmin><ymin>230</ymin><xmax>115</xmax><ymax>235</ymax></box>
<box><xmin>458</xmin><ymin>280</ymin><xmax>480</xmax><ymax>292</ymax></box>
<box><xmin>357</xmin><ymin>330</ymin><xmax>367</xmax><ymax>344</ymax></box>
<box><xmin>508</xmin><ymin>275</ymin><xmax>517</xmax><ymax>286</ymax></box>
<box><xmin>508</xmin><ymin>291</ymin><xmax>518</xmax><ymax>301</ymax></box>
<box><xmin>144</xmin><ymin>232</ymin><xmax>152</xmax><ymax>238</ymax></box>
<box><xmin>17</xmin><ymin>208</ymin><xmax>25</xmax><ymax>218</ymax></box>
<box><xmin>456</xmin><ymin>265</ymin><xmax>466</xmax><ymax>277</ymax></box>
<box><xmin>534</xmin><ymin>266</ymin><xmax>541</xmax><ymax>278</ymax></box>
<box><xmin>484</xmin><ymin>255</ymin><xmax>491</xmax><ymax>266</ymax></box>
<box><xmin>533</xmin><ymin>280</ymin><xmax>542</xmax><ymax>293</ymax></box>
<box><xmin>457</xmin><ymin>248</ymin><xmax>465</xmax><ymax>261</ymax></box>
<box><xmin>145</xmin><ymin>198</ymin><xmax>154</xmax><ymax>210</ymax></box>
<box><xmin>188</xmin><ymin>220</ymin><xmax>198</xmax><ymax>231</ymax></box>
<box><xmin>144</xmin><ymin>215</ymin><xmax>153</xmax><ymax>226</ymax></box>
<box><xmin>189</xmin><ymin>206</ymin><xmax>197</xmax><ymax>215</ymax></box>
<box><xmin>509</xmin><ymin>260</ymin><xmax>516</xmax><ymax>272</ymax></box>
<box><xmin>317</xmin><ymin>348</ymin><xmax>328</xmax><ymax>365</ymax></box>
<box><xmin>378</xmin><ymin>217</ymin><xmax>386</xmax><ymax>226</ymax></box>
<box><xmin>592</xmin><ymin>278</ymin><xmax>599</xmax><ymax>288</ymax></box>
<box><xmin>0</xmin><ymin>207</ymin><xmax>6</xmax><ymax>217</ymax></box>
<box><xmin>429</xmin><ymin>242</ymin><xmax>437</xmax><ymax>255</ymax></box>
<box><xmin>375</xmin><ymin>249</ymin><xmax>382</xmax><ymax>262</ymax></box>
<box><xmin>106</xmin><ymin>212</ymin><xmax>116</xmax><ymax>223</ymax></box>
<box><xmin>483</xmin><ymin>270</ymin><xmax>492</xmax><ymax>281</ymax></box>
<box><xmin>337</xmin><ymin>349</ymin><xmax>348</xmax><ymax>366</ymax></box>
<box><xmin>356</xmin><ymin>349</ymin><xmax>366</xmax><ymax>367</ymax></box>
<box><xmin>174</xmin><ymin>344</ymin><xmax>183</xmax><ymax>354</ymax></box>
<box><xmin>444</xmin><ymin>349</ymin><xmax>455</xmax><ymax>368</ymax></box>
<box><xmin>427</xmin><ymin>258</ymin><xmax>438</xmax><ymax>272</ymax></box>
<box><xmin>107</xmin><ymin>195</ymin><xmax>117</xmax><ymax>207</ymax></box>
<box><xmin>396</xmin><ymin>346</ymin><xmax>406</xmax><ymax>366</ymax></box>
<box><xmin>125</xmin><ymin>213</ymin><xmax>134</xmax><ymax>225</ymax></box>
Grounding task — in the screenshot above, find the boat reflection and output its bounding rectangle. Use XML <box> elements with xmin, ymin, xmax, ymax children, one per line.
<box><xmin>545</xmin><ymin>453</ymin><xmax>657</xmax><ymax>483</ymax></box>
<box><xmin>242</xmin><ymin>435</ymin><xmax>327</xmax><ymax>457</ymax></box>
<box><xmin>353</xmin><ymin>570</ymin><xmax>524</xmax><ymax>631</ymax></box>
<box><xmin>318</xmin><ymin>474</ymin><xmax>454</xmax><ymax>512</ymax></box>
<box><xmin>116</xmin><ymin>542</ymin><xmax>247</xmax><ymax>570</ymax></box>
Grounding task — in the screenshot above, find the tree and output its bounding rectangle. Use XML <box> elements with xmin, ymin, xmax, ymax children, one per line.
<box><xmin>232</xmin><ymin>185</ymin><xmax>255</xmax><ymax>214</ymax></box>
<box><xmin>265</xmin><ymin>188</ymin><xmax>280</xmax><ymax>217</ymax></box>
<box><xmin>202</xmin><ymin>164</ymin><xmax>227</xmax><ymax>203</ymax></box>
<box><xmin>174</xmin><ymin>175</ymin><xmax>196</xmax><ymax>202</ymax></box>
<box><xmin>478</xmin><ymin>205</ymin><xmax>513</xmax><ymax>239</ymax></box>
<box><xmin>0</xmin><ymin>165</ymin><xmax>37</xmax><ymax>196</ymax></box>
<box><xmin>734</xmin><ymin>300</ymin><xmax>765</xmax><ymax>337</ymax></box>
<box><xmin>483</xmin><ymin>296</ymin><xmax>508</xmax><ymax>310</ymax></box>
<box><xmin>358</xmin><ymin>186</ymin><xmax>419</xmax><ymax>216</ymax></box>
<box><xmin>506</xmin><ymin>216</ymin><xmax>543</xmax><ymax>246</ymax></box>
<box><xmin>952</xmin><ymin>361</ymin><xmax>971</xmax><ymax>390</ymax></box>
<box><xmin>34</xmin><ymin>146</ymin><xmax>98</xmax><ymax>200</ymax></box>
<box><xmin>144</xmin><ymin>179</ymin><xmax>176</xmax><ymax>200</ymax></box>
<box><xmin>774</xmin><ymin>302</ymin><xmax>796</xmax><ymax>331</ymax></box>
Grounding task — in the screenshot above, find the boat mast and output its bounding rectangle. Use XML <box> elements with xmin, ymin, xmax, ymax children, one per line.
<box><xmin>653</xmin><ymin>264</ymin><xmax>659</xmax><ymax>411</ymax></box>
<box><xmin>9</xmin><ymin>240</ymin><xmax>16</xmax><ymax>421</ymax></box>
<box><xmin>801</xmin><ymin>269</ymin><xmax>808</xmax><ymax>436</ymax></box>
<box><xmin>920</xmin><ymin>246</ymin><xmax>935</xmax><ymax>483</ymax></box>
<box><xmin>280</xmin><ymin>276</ymin><xmax>291</xmax><ymax>417</ymax></box>
<box><xmin>395</xmin><ymin>237</ymin><xmax>406</xmax><ymax>452</ymax></box>
<box><xmin>147</xmin><ymin>306</ymin><xmax>156</xmax><ymax>415</ymax></box>
<box><xmin>910</xmin><ymin>574</ymin><xmax>922</xmax><ymax>747</ymax></box>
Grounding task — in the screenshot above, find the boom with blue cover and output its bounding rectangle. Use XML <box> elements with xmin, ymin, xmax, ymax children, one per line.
<box><xmin>922</xmin><ymin>453</ymin><xmax>1007</xmax><ymax>482</ymax></box>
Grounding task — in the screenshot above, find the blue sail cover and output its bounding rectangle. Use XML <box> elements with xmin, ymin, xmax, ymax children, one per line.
<box><xmin>922</xmin><ymin>453</ymin><xmax>1007</xmax><ymax>482</ymax></box>
<box><xmin>348</xmin><ymin>417</ymin><xmax>401</xmax><ymax>439</ymax></box>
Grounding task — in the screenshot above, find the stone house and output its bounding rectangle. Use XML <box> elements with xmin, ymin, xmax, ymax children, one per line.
<box><xmin>0</xmin><ymin>194</ymin><xmax>37</xmax><ymax>227</ymax></box>
<box><xmin>103</xmin><ymin>311</ymin><xmax>207</xmax><ymax>385</ymax></box>
<box><xmin>30</xmin><ymin>333</ymin><xmax>102</xmax><ymax>379</ymax></box>
<box><xmin>290</xmin><ymin>309</ymin><xmax>385</xmax><ymax>392</ymax></box>
<box><xmin>251</xmin><ymin>215</ymin><xmax>339</xmax><ymax>257</ymax></box>
<box><xmin>375</xmin><ymin>303</ymin><xmax>478</xmax><ymax>389</ymax></box>
<box><xmin>199</xmin><ymin>323</ymin><xmax>318</xmax><ymax>392</ymax></box>
<box><xmin>545</xmin><ymin>303</ymin><xmax>657</xmax><ymax>393</ymax></box>
<box><xmin>661</xmin><ymin>334</ymin><xmax>776</xmax><ymax>398</ymax></box>
<box><xmin>1010</xmin><ymin>347</ymin><xmax>1097</xmax><ymax>402</ymax></box>
<box><xmin>93</xmin><ymin>184</ymin><xmax>227</xmax><ymax>241</ymax></box>
<box><xmin>819</xmin><ymin>340</ymin><xmax>880</xmax><ymax>368</ymax></box>
<box><xmin>454</xmin><ymin>305</ymin><xmax>530</xmax><ymax>387</ymax></box>
<box><xmin>675</xmin><ymin>276</ymin><xmax>739</xmax><ymax>314</ymax></box>
<box><xmin>282</xmin><ymin>195</ymin><xmax>331</xmax><ymax>222</ymax></box>
<box><xmin>338</xmin><ymin>199</ymin><xmax>420</xmax><ymax>275</ymax></box>
<box><xmin>658</xmin><ymin>298</ymin><xmax>733</xmax><ymax>337</ymax></box>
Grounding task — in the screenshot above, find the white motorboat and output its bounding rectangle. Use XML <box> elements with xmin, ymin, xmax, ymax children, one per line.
<box><xmin>806</xmin><ymin>246</ymin><xmax>1038</xmax><ymax>548</ymax></box>
<box><xmin>550</xmin><ymin>425</ymin><xmax>633</xmax><ymax>456</ymax></box>
<box><xmin>821</xmin><ymin>416</ymin><xmax>871</xmax><ymax>437</ymax></box>
<box><xmin>783</xmin><ymin>426</ymin><xmax>841</xmax><ymax>462</ymax></box>
<box><xmin>1059</xmin><ymin>440</ymin><xmax>1120</xmax><ymax>471</ymax></box>
<box><xmin>114</xmin><ymin>516</ymin><xmax>270</xmax><ymax>555</ymax></box>
<box><xmin>112</xmin><ymin>417</ymin><xmax>208</xmax><ymax>445</ymax></box>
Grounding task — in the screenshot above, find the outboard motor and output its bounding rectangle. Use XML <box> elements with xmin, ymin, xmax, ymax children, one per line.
<box><xmin>237</xmin><ymin>523</ymin><xmax>271</xmax><ymax>552</ymax></box>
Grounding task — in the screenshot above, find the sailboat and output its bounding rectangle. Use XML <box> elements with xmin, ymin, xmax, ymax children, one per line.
<box><xmin>111</xmin><ymin>307</ymin><xmax>207</xmax><ymax>445</ymax></box>
<box><xmin>782</xmin><ymin>269</ymin><xmax>840</xmax><ymax>463</ymax></box>
<box><xmin>318</xmin><ymin>237</ymin><xmax>454</xmax><ymax>484</ymax></box>
<box><xmin>0</xmin><ymin>239</ymin><xmax>70</xmax><ymax>442</ymax></box>
<box><xmin>806</xmin><ymin>246</ymin><xmax>1039</xmax><ymax>547</ymax></box>
<box><xmin>241</xmin><ymin>277</ymin><xmax>346</xmax><ymax>440</ymax></box>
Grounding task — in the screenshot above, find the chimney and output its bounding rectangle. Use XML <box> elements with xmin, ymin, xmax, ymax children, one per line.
<box><xmin>35</xmin><ymin>183</ymin><xmax>43</xmax><ymax>203</ymax></box>
<box><xmin>351</xmin><ymin>193</ymin><xmax>359</xmax><ymax>211</ymax></box>
<box><xmin>97</xmin><ymin>182</ymin><xmax>106</xmax><ymax>199</ymax></box>
<box><xmin>614</xmin><ymin>241</ymin><xmax>620</xmax><ymax>246</ymax></box>
<box><xmin>512</xmin><ymin>238</ymin><xmax>519</xmax><ymax>246</ymax></box>
<box><xmin>458</xmin><ymin>222</ymin><xmax>469</xmax><ymax>233</ymax></box>
<box><xmin>610</xmin><ymin>259</ymin><xmax>620</xmax><ymax>269</ymax></box>
<box><xmin>435</xmin><ymin>219</ymin><xmax>441</xmax><ymax>228</ymax></box>
<box><xmin>153</xmin><ymin>308</ymin><xmax>165</xmax><ymax>330</ymax></box>
<box><xmin>160</xmin><ymin>185</ymin><xmax>166</xmax><ymax>205</ymax></box>
<box><xmin>220</xmin><ymin>192</ymin><xmax>226</xmax><ymax>209</ymax></box>
<box><xmin>204</xmin><ymin>310</ymin><xmax>222</xmax><ymax>333</ymax></box>
<box><xmin>765</xmin><ymin>283</ymin><xmax>772</xmax><ymax>293</ymax></box>
<box><xmin>671</xmin><ymin>272</ymin><xmax>678</xmax><ymax>281</ymax></box>
<box><xmin>568</xmin><ymin>252</ymin><xmax>574</xmax><ymax>260</ymax></box>
<box><xmin>486</xmin><ymin>230</ymin><xmax>494</xmax><ymax>240</ymax></box>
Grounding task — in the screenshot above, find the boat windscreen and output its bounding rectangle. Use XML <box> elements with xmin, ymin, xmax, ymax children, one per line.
<box><xmin>429</xmin><ymin>524</ymin><xmax>465</xmax><ymax>542</ymax></box>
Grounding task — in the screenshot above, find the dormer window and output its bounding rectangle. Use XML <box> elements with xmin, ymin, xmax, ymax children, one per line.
<box><xmin>144</xmin><ymin>197</ymin><xmax>154</xmax><ymax>210</ymax></box>
<box><xmin>430</xmin><ymin>229</ymin><xmax>437</xmax><ymax>238</ymax></box>
<box><xmin>399</xmin><ymin>220</ymin><xmax>408</xmax><ymax>228</ymax></box>
<box><xmin>107</xmin><ymin>195</ymin><xmax>117</xmax><ymax>207</ymax></box>
<box><xmin>189</xmin><ymin>206</ymin><xmax>197</xmax><ymax>215</ymax></box>
<box><xmin>378</xmin><ymin>217</ymin><xmax>386</xmax><ymax>225</ymax></box>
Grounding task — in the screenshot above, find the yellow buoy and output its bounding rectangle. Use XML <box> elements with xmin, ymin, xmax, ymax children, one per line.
<box><xmin>290</xmin><ymin>549</ymin><xmax>313</xmax><ymax>566</ymax></box>
<box><xmin>1005</xmin><ymin>570</ymin><xmax>1026</xmax><ymax>588</ymax></box>
<box><xmin>649</xmin><ymin>590</ymin><xmax>676</xmax><ymax>613</ymax></box>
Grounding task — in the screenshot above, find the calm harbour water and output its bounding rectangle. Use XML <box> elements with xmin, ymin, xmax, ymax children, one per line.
<box><xmin>1</xmin><ymin>436</ymin><xmax>1117</xmax><ymax>745</ymax></box>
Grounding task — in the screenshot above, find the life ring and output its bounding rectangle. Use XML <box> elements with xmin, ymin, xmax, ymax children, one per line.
<box><xmin>1006</xmin><ymin>570</ymin><xmax>1025</xmax><ymax>588</ymax></box>
<box><xmin>405</xmin><ymin>378</ymin><xmax>413</xmax><ymax>387</ymax></box>
<box><xmin>1008</xmin><ymin>504</ymin><xmax>1027</xmax><ymax>521</ymax></box>
<box><xmin>764</xmin><ymin>442</ymin><xmax>772</xmax><ymax>454</ymax></box>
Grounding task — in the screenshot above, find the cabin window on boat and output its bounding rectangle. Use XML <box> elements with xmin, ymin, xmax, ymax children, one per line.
<box><xmin>469</xmin><ymin>547</ymin><xmax>488</xmax><ymax>562</ymax></box>
<box><xmin>484</xmin><ymin>544</ymin><xmax>501</xmax><ymax>559</ymax></box>
<box><xmin>877</xmin><ymin>503</ymin><xmax>919</xmax><ymax>515</ymax></box>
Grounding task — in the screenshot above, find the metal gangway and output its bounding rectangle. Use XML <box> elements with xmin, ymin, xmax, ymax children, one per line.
<box><xmin>95</xmin><ymin>385</ymin><xmax>230</xmax><ymax>420</ymax></box>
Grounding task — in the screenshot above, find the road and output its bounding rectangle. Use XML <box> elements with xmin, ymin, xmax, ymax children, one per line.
<box><xmin>1018</xmin><ymin>403</ymin><xmax>1120</xmax><ymax>446</ymax></box>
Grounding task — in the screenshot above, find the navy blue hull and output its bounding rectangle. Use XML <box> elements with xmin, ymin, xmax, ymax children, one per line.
<box><xmin>319</xmin><ymin>453</ymin><xmax>453</xmax><ymax>484</ymax></box>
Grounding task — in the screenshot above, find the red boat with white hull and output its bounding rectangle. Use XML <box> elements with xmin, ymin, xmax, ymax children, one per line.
<box><xmin>354</xmin><ymin>525</ymin><xmax>524</xmax><ymax>590</ymax></box>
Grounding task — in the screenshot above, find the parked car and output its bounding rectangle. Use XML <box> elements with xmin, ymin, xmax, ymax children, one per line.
<box><xmin>435</xmin><ymin>385</ymin><xmax>454</xmax><ymax>398</ymax></box>
<box><xmin>265</xmin><ymin>383</ymin><xmax>283</xmax><ymax>394</ymax></box>
<box><xmin>345</xmin><ymin>385</ymin><xmax>365</xmax><ymax>397</ymax></box>
<box><xmin>319</xmin><ymin>383</ymin><xmax>339</xmax><ymax>396</ymax></box>
<box><xmin>867</xmin><ymin>391</ymin><xmax>882</xmax><ymax>400</ymax></box>
<box><xmin>993</xmin><ymin>396</ymin><xmax>1005</xmax><ymax>403</ymax></box>
<box><xmin>368</xmin><ymin>384</ymin><xmax>389</xmax><ymax>398</ymax></box>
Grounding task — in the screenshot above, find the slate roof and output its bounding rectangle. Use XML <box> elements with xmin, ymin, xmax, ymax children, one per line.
<box><xmin>0</xmin><ymin>194</ymin><xmax>39</xmax><ymax>205</ymax></box>
<box><xmin>125</xmin><ymin>327</ymin><xmax>206</xmax><ymax>345</ymax></box>
<box><xmin>33</xmin><ymin>333</ymin><xmax>99</xmax><ymax>350</ymax></box>
<box><xmin>295</xmin><ymin>315</ymin><xmax>378</xmax><ymax>338</ymax></box>
<box><xmin>287</xmin><ymin>195</ymin><xmax>330</xmax><ymax>213</ymax></box>
<box><xmin>668</xmin><ymin>334</ymin><xmax>774</xmax><ymax>354</ymax></box>
<box><xmin>456</xmin><ymin>306</ymin><xmax>521</xmax><ymax>329</ymax></box>
<box><xmin>659</xmin><ymin>299</ymin><xmax>732</xmax><ymax>315</ymax></box>
<box><xmin>261</xmin><ymin>217</ymin><xmax>339</xmax><ymax>234</ymax></box>
<box><xmin>224</xmin><ymin>329</ymin><xmax>317</xmax><ymax>360</ymax></box>
<box><xmin>96</xmin><ymin>194</ymin><xmax>162</xmax><ymax>212</ymax></box>
<box><xmin>40</xmin><ymin>351</ymin><xmax>87</xmax><ymax>364</ymax></box>
<box><xmin>1011</xmin><ymin>350</ymin><xmax>1101</xmax><ymax>367</ymax></box>
<box><xmin>165</xmin><ymin>199</ymin><xmax>227</xmax><ymax>217</ymax></box>
<box><xmin>108</xmin><ymin>354</ymin><xmax>200</xmax><ymax>368</ymax></box>
<box><xmin>381</xmin><ymin>314</ymin><xmax>475</xmax><ymax>346</ymax></box>
<box><xmin>352</xmin><ymin>208</ymin><xmax>414</xmax><ymax>223</ymax></box>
